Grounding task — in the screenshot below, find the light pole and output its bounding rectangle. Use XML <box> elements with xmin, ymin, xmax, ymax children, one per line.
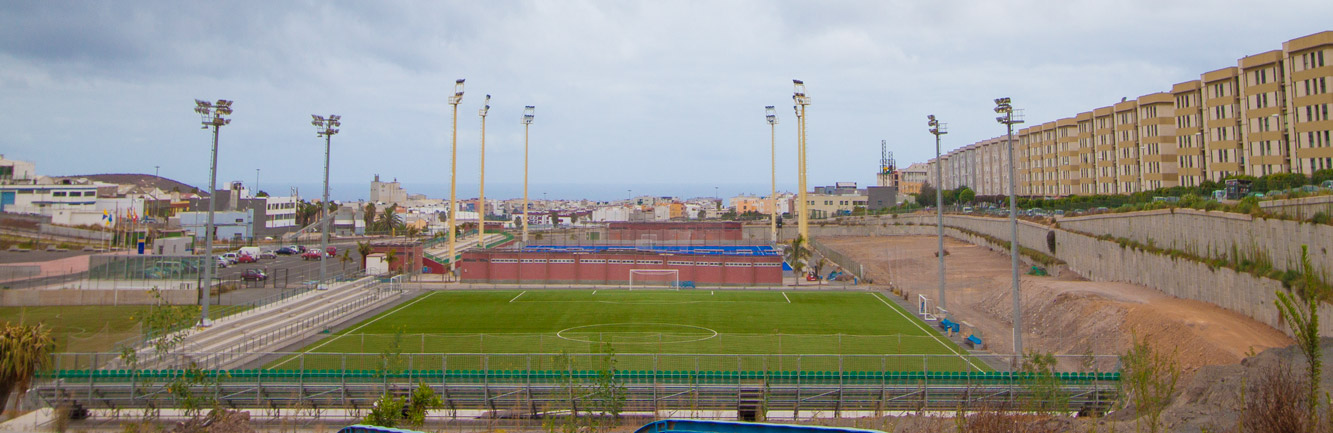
<box><xmin>448</xmin><ymin>79</ymin><xmax>465</xmax><ymax>274</ymax></box>
<box><xmin>255</xmin><ymin>169</ymin><xmax>260</xmax><ymax>197</ymax></box>
<box><xmin>792</xmin><ymin>80</ymin><xmax>811</xmax><ymax>242</ymax></box>
<box><xmin>154</xmin><ymin>165</ymin><xmax>160</xmax><ymax>178</ymax></box>
<box><xmin>995</xmin><ymin>97</ymin><xmax>1025</xmax><ymax>357</ymax></box>
<box><xmin>193</xmin><ymin>98</ymin><xmax>232</xmax><ymax>327</ymax></box>
<box><xmin>521</xmin><ymin>106</ymin><xmax>535</xmax><ymax>244</ymax></box>
<box><xmin>765</xmin><ymin>106</ymin><xmax>779</xmax><ymax>243</ymax></box>
<box><xmin>928</xmin><ymin>114</ymin><xmax>948</xmax><ymax>313</ymax></box>
<box><xmin>311</xmin><ymin>114</ymin><xmax>340</xmax><ymax>288</ymax></box>
<box><xmin>478</xmin><ymin>94</ymin><xmax>490</xmax><ymax>244</ymax></box>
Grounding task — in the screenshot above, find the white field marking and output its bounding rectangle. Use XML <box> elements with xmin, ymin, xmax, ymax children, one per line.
<box><xmin>869</xmin><ymin>292</ymin><xmax>982</xmax><ymax>371</ymax></box>
<box><xmin>782</xmin><ymin>292</ymin><xmax>791</xmax><ymax>303</ymax></box>
<box><xmin>592</xmin><ymin>290</ymin><xmax>597</xmax><ymax>295</ymax></box>
<box><xmin>268</xmin><ymin>291</ymin><xmax>440</xmax><ymax>369</ymax></box>
<box><xmin>509</xmin><ymin>291</ymin><xmax>527</xmax><ymax>303</ymax></box>
<box><xmin>711</xmin><ymin>291</ymin><xmax>714</xmax><ymax>295</ymax></box>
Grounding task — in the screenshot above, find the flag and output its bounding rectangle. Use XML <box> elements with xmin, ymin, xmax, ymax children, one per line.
<box><xmin>102</xmin><ymin>209</ymin><xmax>113</xmax><ymax>226</ymax></box>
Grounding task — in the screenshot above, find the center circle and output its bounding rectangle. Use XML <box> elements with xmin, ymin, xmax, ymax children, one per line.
<box><xmin>555</xmin><ymin>322</ymin><xmax>719</xmax><ymax>344</ymax></box>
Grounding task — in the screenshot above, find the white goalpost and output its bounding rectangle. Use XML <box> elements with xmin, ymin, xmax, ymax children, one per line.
<box><xmin>918</xmin><ymin>294</ymin><xmax>938</xmax><ymax>321</ymax></box>
<box><xmin>628</xmin><ymin>269</ymin><xmax>679</xmax><ymax>290</ymax></box>
<box><xmin>634</xmin><ymin>234</ymin><xmax>659</xmax><ymax>251</ymax></box>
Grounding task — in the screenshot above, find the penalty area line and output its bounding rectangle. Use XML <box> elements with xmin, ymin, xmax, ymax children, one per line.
<box><xmin>869</xmin><ymin>292</ymin><xmax>982</xmax><ymax>372</ymax></box>
<box><xmin>509</xmin><ymin>291</ymin><xmax>527</xmax><ymax>303</ymax></box>
<box><xmin>268</xmin><ymin>291</ymin><xmax>439</xmax><ymax>370</ymax></box>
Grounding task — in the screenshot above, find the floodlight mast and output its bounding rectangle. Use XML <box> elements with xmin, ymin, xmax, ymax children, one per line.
<box><xmin>792</xmin><ymin>80</ymin><xmax>811</xmax><ymax>243</ymax></box>
<box><xmin>928</xmin><ymin>115</ymin><xmax>948</xmax><ymax>314</ymax></box>
<box><xmin>521</xmin><ymin>106</ymin><xmax>535</xmax><ymax>245</ymax></box>
<box><xmin>311</xmin><ymin>114</ymin><xmax>340</xmax><ymax>289</ymax></box>
<box><xmin>994</xmin><ymin>96</ymin><xmax>1025</xmax><ymax>360</ymax></box>
<box><xmin>478</xmin><ymin>95</ymin><xmax>491</xmax><ymax>244</ymax></box>
<box><xmin>448</xmin><ymin>79</ymin><xmax>464</xmax><ymax>275</ymax></box>
<box><xmin>193</xmin><ymin>99</ymin><xmax>233</xmax><ymax>327</ymax></box>
<box><xmin>765</xmin><ymin>106</ymin><xmax>779</xmax><ymax>244</ymax></box>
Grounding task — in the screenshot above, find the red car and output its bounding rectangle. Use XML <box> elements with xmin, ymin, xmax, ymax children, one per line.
<box><xmin>302</xmin><ymin>250</ymin><xmax>324</xmax><ymax>260</ymax></box>
<box><xmin>241</xmin><ymin>269</ymin><xmax>268</xmax><ymax>281</ymax></box>
<box><xmin>326</xmin><ymin>246</ymin><xmax>337</xmax><ymax>257</ymax></box>
<box><xmin>236</xmin><ymin>254</ymin><xmax>258</xmax><ymax>264</ymax></box>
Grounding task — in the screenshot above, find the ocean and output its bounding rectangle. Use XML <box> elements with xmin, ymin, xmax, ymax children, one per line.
<box><xmin>281</xmin><ymin>182</ymin><xmax>799</xmax><ymax>203</ymax></box>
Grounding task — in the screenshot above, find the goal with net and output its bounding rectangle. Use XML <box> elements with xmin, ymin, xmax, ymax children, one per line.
<box><xmin>918</xmin><ymin>294</ymin><xmax>938</xmax><ymax>321</ymax></box>
<box><xmin>628</xmin><ymin>269</ymin><xmax>679</xmax><ymax>290</ymax></box>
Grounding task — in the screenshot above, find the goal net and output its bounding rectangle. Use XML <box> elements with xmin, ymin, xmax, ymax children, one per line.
<box><xmin>635</xmin><ymin>234</ymin><xmax>659</xmax><ymax>252</ymax></box>
<box><xmin>919</xmin><ymin>294</ymin><xmax>937</xmax><ymax>321</ymax></box>
<box><xmin>629</xmin><ymin>269</ymin><xmax>679</xmax><ymax>290</ymax></box>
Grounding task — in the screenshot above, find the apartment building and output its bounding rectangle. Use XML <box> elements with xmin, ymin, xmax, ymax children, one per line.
<box><xmin>920</xmin><ymin>30</ymin><xmax>1333</xmax><ymax>198</ymax></box>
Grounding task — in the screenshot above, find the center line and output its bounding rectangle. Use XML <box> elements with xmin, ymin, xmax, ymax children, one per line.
<box><xmin>509</xmin><ymin>291</ymin><xmax>527</xmax><ymax>303</ymax></box>
<box><xmin>782</xmin><ymin>292</ymin><xmax>791</xmax><ymax>303</ymax></box>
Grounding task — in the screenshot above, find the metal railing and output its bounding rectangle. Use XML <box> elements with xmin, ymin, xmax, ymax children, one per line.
<box><xmin>33</xmin><ymin>352</ymin><xmax>1120</xmax><ymax>415</ymax></box>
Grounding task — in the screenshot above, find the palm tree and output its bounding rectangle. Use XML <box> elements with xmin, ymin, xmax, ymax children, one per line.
<box><xmin>340</xmin><ymin>249</ymin><xmax>352</xmax><ymax>273</ymax></box>
<box><xmin>0</xmin><ymin>323</ymin><xmax>55</xmax><ymax>412</ymax></box>
<box><xmin>810</xmin><ymin>257</ymin><xmax>829</xmax><ymax>286</ymax></box>
<box><xmin>384</xmin><ymin>249</ymin><xmax>399</xmax><ymax>274</ymax></box>
<box><xmin>784</xmin><ymin>235</ymin><xmax>811</xmax><ymax>286</ymax></box>
<box><xmin>357</xmin><ymin>241</ymin><xmax>373</xmax><ymax>270</ymax></box>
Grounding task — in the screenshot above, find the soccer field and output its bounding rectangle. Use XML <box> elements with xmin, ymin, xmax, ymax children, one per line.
<box><xmin>272</xmin><ymin>290</ymin><xmax>982</xmax><ymax>372</ymax></box>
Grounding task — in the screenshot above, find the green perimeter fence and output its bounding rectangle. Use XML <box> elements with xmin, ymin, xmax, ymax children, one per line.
<box><xmin>45</xmin><ymin>352</ymin><xmax>1120</xmax><ymax>376</ymax></box>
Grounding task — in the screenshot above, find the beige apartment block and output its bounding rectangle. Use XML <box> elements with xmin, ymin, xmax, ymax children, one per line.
<box><xmin>1173</xmin><ymin>80</ymin><xmax>1207</xmax><ymax>186</ymax></box>
<box><xmin>1202</xmin><ymin>67</ymin><xmax>1245</xmax><ymax>179</ymax></box>
<box><xmin>1093</xmin><ymin>106</ymin><xmax>1117</xmax><ymax>194</ymax></box>
<box><xmin>1137</xmin><ymin>92</ymin><xmax>1178</xmax><ymax>190</ymax></box>
<box><xmin>1056</xmin><ymin>118</ymin><xmax>1079</xmax><ymax>196</ymax></box>
<box><xmin>1114</xmin><ymin>100</ymin><xmax>1141</xmax><ymax>193</ymax></box>
<box><xmin>1075</xmin><ymin>112</ymin><xmax>1096</xmax><ymax>195</ymax></box>
<box><xmin>1016</xmin><ymin>126</ymin><xmax>1034</xmax><ymax>196</ymax></box>
<box><xmin>1037</xmin><ymin>122</ymin><xmax>1060</xmax><ymax>197</ymax></box>
<box><xmin>1240</xmin><ymin>50</ymin><xmax>1290</xmax><ymax>176</ymax></box>
<box><xmin>1284</xmin><ymin>31</ymin><xmax>1333</xmax><ymax>173</ymax></box>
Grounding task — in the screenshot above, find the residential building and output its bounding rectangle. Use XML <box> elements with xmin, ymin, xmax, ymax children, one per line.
<box><xmin>369</xmin><ymin>174</ymin><xmax>407</xmax><ymax>205</ymax></box>
<box><xmin>897</xmin><ymin>163</ymin><xmax>928</xmax><ymax>195</ymax></box>
<box><xmin>918</xmin><ymin>31</ymin><xmax>1333</xmax><ymax>197</ymax></box>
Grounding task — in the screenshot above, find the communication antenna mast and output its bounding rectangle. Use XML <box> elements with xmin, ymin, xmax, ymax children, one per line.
<box><xmin>880</xmin><ymin>140</ymin><xmax>896</xmax><ymax>175</ymax></box>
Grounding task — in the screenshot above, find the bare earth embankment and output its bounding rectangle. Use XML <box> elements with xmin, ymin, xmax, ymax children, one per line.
<box><xmin>823</xmin><ymin>235</ymin><xmax>1291</xmax><ymax>374</ymax></box>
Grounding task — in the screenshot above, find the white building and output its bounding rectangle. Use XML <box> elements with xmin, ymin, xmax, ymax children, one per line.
<box><xmin>591</xmin><ymin>205</ymin><xmax>632</xmax><ymax>222</ymax></box>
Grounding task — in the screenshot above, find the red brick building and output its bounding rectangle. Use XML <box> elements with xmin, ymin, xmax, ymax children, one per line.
<box><xmin>458</xmin><ymin>250</ymin><xmax>782</xmax><ymax>286</ymax></box>
<box><xmin>370</xmin><ymin>242</ymin><xmax>425</xmax><ymax>274</ymax></box>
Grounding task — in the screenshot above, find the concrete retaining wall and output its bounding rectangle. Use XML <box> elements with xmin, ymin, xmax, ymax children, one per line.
<box><xmin>1059</xmin><ymin>208</ymin><xmax>1333</xmax><ymax>279</ymax></box>
<box><xmin>1259</xmin><ymin>194</ymin><xmax>1333</xmax><ymax>220</ymax></box>
<box><xmin>0</xmin><ymin>288</ymin><xmax>197</xmax><ymax>306</ymax></box>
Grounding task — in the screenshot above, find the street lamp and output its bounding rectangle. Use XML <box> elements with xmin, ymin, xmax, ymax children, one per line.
<box><xmin>792</xmin><ymin>80</ymin><xmax>811</xmax><ymax>243</ymax></box>
<box><xmin>521</xmin><ymin>105</ymin><xmax>535</xmax><ymax>244</ymax></box>
<box><xmin>995</xmin><ymin>97</ymin><xmax>1025</xmax><ymax>358</ymax></box>
<box><xmin>928</xmin><ymin>114</ymin><xmax>948</xmax><ymax>314</ymax></box>
<box><xmin>193</xmin><ymin>98</ymin><xmax>233</xmax><ymax>327</ymax></box>
<box><xmin>311</xmin><ymin>114</ymin><xmax>340</xmax><ymax>288</ymax></box>
<box><xmin>448</xmin><ymin>79</ymin><xmax>464</xmax><ymax>274</ymax></box>
<box><xmin>765</xmin><ymin>106</ymin><xmax>779</xmax><ymax>243</ymax></box>
<box><xmin>478</xmin><ymin>94</ymin><xmax>490</xmax><ymax>244</ymax></box>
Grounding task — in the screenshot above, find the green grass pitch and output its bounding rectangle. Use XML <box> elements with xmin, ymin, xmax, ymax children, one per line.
<box><xmin>272</xmin><ymin>290</ymin><xmax>982</xmax><ymax>372</ymax></box>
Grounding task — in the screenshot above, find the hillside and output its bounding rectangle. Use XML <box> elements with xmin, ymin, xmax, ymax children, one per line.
<box><xmin>65</xmin><ymin>173</ymin><xmax>203</xmax><ymax>195</ymax></box>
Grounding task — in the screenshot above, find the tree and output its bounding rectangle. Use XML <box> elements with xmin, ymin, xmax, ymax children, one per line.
<box><xmin>957</xmin><ymin>187</ymin><xmax>976</xmax><ymax>204</ymax></box>
<box><xmin>0</xmin><ymin>323</ymin><xmax>55</xmax><ymax>412</ymax></box>
<box><xmin>1120</xmin><ymin>333</ymin><xmax>1180</xmax><ymax>433</ymax></box>
<box><xmin>916</xmin><ymin>182</ymin><xmax>937</xmax><ymax>207</ymax></box>
<box><xmin>1274</xmin><ymin>245</ymin><xmax>1326</xmax><ymax>431</ymax></box>
<box><xmin>784</xmin><ymin>235</ymin><xmax>811</xmax><ymax>286</ymax></box>
<box><xmin>340</xmin><ymin>249</ymin><xmax>352</xmax><ymax>272</ymax></box>
<box><xmin>810</xmin><ymin>257</ymin><xmax>828</xmax><ymax>286</ymax></box>
<box><xmin>357</xmin><ymin>241</ymin><xmax>373</xmax><ymax>269</ymax></box>
<box><xmin>384</xmin><ymin>249</ymin><xmax>399</xmax><ymax>274</ymax></box>
<box><xmin>363</xmin><ymin>203</ymin><xmax>376</xmax><ymax>232</ymax></box>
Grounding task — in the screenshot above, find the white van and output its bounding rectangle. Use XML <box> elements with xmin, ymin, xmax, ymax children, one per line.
<box><xmin>237</xmin><ymin>247</ymin><xmax>262</xmax><ymax>259</ymax></box>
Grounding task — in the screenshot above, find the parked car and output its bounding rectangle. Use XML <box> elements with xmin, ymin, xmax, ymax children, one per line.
<box><xmin>276</xmin><ymin>247</ymin><xmax>298</xmax><ymax>255</ymax></box>
<box><xmin>241</xmin><ymin>269</ymin><xmax>268</xmax><ymax>281</ymax></box>
<box><xmin>220</xmin><ymin>252</ymin><xmax>239</xmax><ymax>264</ymax></box>
<box><xmin>326</xmin><ymin>246</ymin><xmax>337</xmax><ymax>257</ymax></box>
<box><xmin>259</xmin><ymin>250</ymin><xmax>277</xmax><ymax>259</ymax></box>
<box><xmin>235</xmin><ymin>254</ymin><xmax>257</xmax><ymax>264</ymax></box>
<box><xmin>237</xmin><ymin>246</ymin><xmax>262</xmax><ymax>258</ymax></box>
<box><xmin>215</xmin><ymin>256</ymin><xmax>229</xmax><ymax>268</ymax></box>
<box><xmin>302</xmin><ymin>250</ymin><xmax>324</xmax><ymax>260</ymax></box>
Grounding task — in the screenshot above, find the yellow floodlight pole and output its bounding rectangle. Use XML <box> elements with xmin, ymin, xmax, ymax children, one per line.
<box><xmin>448</xmin><ymin>79</ymin><xmax>464</xmax><ymax>274</ymax></box>
<box><xmin>521</xmin><ymin>106</ymin><xmax>535</xmax><ymax>244</ymax></box>
<box><xmin>478</xmin><ymin>94</ymin><xmax>490</xmax><ymax>244</ymax></box>
<box><xmin>793</xmin><ymin>80</ymin><xmax>811</xmax><ymax>242</ymax></box>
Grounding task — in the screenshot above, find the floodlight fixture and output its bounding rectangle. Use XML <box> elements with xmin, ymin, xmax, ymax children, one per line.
<box><xmin>522</xmin><ymin>105</ymin><xmax>535</xmax><ymax>125</ymax></box>
<box><xmin>451</xmin><ymin>79</ymin><xmax>466</xmax><ymax>105</ymax></box>
<box><xmin>765</xmin><ymin>106</ymin><xmax>778</xmax><ymax>125</ymax></box>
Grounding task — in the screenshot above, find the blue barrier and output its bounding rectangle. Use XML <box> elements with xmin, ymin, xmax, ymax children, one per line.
<box><xmin>965</xmin><ymin>334</ymin><xmax>983</xmax><ymax>349</ymax></box>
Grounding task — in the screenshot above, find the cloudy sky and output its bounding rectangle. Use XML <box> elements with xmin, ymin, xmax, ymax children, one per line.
<box><xmin>2</xmin><ymin>1</ymin><xmax>1331</xmax><ymax>200</ymax></box>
